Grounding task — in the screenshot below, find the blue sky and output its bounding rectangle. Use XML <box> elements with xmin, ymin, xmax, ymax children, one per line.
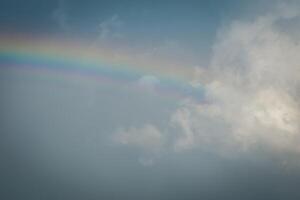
<box><xmin>1</xmin><ymin>1</ymin><xmax>300</xmax><ymax>200</ymax></box>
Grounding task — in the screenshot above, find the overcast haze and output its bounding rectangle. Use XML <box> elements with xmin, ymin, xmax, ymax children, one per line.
<box><xmin>1</xmin><ymin>0</ymin><xmax>300</xmax><ymax>200</ymax></box>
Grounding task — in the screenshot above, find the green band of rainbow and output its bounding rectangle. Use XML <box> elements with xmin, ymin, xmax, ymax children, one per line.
<box><xmin>0</xmin><ymin>36</ymin><xmax>203</xmax><ymax>101</ymax></box>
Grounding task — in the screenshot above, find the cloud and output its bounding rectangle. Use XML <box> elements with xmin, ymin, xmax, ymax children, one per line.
<box><xmin>112</xmin><ymin>3</ymin><xmax>300</xmax><ymax>163</ymax></box>
<box><xmin>171</xmin><ymin>3</ymin><xmax>300</xmax><ymax>155</ymax></box>
<box><xmin>113</xmin><ymin>124</ymin><xmax>164</xmax><ymax>153</ymax></box>
<box><xmin>97</xmin><ymin>14</ymin><xmax>123</xmax><ymax>41</ymax></box>
<box><xmin>52</xmin><ymin>0</ymin><xmax>69</xmax><ymax>31</ymax></box>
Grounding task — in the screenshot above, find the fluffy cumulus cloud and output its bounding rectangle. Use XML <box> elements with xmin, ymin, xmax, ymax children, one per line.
<box><xmin>172</xmin><ymin>4</ymin><xmax>300</xmax><ymax>155</ymax></box>
<box><xmin>113</xmin><ymin>4</ymin><xmax>300</xmax><ymax>163</ymax></box>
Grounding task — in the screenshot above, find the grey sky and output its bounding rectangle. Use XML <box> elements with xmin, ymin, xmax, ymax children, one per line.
<box><xmin>0</xmin><ymin>1</ymin><xmax>300</xmax><ymax>200</ymax></box>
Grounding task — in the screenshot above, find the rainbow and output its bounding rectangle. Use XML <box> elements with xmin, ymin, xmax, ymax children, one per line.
<box><xmin>0</xmin><ymin>35</ymin><xmax>203</xmax><ymax>101</ymax></box>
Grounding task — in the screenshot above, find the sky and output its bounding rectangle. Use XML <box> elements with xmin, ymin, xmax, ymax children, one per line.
<box><xmin>0</xmin><ymin>0</ymin><xmax>300</xmax><ymax>200</ymax></box>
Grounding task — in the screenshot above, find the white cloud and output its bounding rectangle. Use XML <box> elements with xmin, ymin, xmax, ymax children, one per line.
<box><xmin>112</xmin><ymin>3</ymin><xmax>300</xmax><ymax>161</ymax></box>
<box><xmin>171</xmin><ymin>4</ymin><xmax>300</xmax><ymax>155</ymax></box>
<box><xmin>113</xmin><ymin>124</ymin><xmax>164</xmax><ymax>153</ymax></box>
